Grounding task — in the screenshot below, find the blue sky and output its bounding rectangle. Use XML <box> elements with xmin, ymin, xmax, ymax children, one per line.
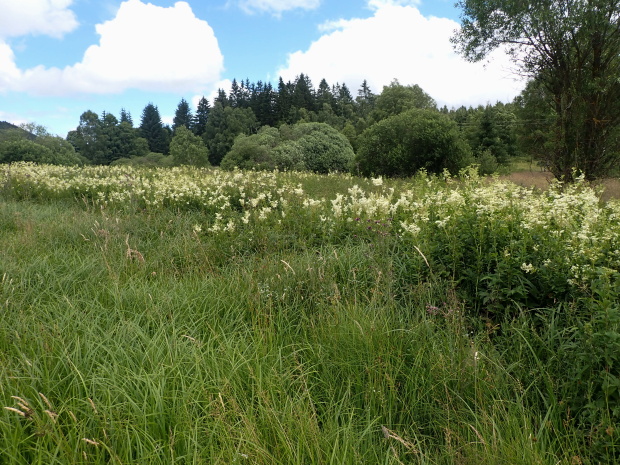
<box><xmin>0</xmin><ymin>0</ymin><xmax>525</xmax><ymax>137</ymax></box>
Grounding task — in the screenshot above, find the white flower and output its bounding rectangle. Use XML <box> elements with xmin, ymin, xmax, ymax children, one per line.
<box><xmin>521</xmin><ymin>263</ymin><xmax>535</xmax><ymax>274</ymax></box>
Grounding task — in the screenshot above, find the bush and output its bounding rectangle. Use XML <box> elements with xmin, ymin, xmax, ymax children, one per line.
<box><xmin>170</xmin><ymin>126</ymin><xmax>209</xmax><ymax>167</ymax></box>
<box><xmin>221</xmin><ymin>122</ymin><xmax>354</xmax><ymax>174</ymax></box>
<box><xmin>111</xmin><ymin>152</ymin><xmax>174</xmax><ymax>167</ymax></box>
<box><xmin>356</xmin><ymin>109</ymin><xmax>473</xmax><ymax>177</ymax></box>
<box><xmin>220</xmin><ymin>127</ymin><xmax>280</xmax><ymax>171</ymax></box>
<box><xmin>293</xmin><ymin>123</ymin><xmax>354</xmax><ymax>174</ymax></box>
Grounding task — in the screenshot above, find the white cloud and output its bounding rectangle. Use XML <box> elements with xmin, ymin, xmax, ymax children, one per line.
<box><xmin>238</xmin><ymin>0</ymin><xmax>320</xmax><ymax>16</ymax></box>
<box><xmin>0</xmin><ymin>0</ymin><xmax>78</xmax><ymax>39</ymax></box>
<box><xmin>2</xmin><ymin>0</ymin><xmax>224</xmax><ymax>96</ymax></box>
<box><xmin>367</xmin><ymin>0</ymin><xmax>421</xmax><ymax>10</ymax></box>
<box><xmin>0</xmin><ymin>41</ymin><xmax>21</xmax><ymax>92</ymax></box>
<box><xmin>278</xmin><ymin>2</ymin><xmax>525</xmax><ymax>108</ymax></box>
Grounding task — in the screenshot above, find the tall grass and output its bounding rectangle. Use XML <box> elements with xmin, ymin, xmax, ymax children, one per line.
<box><xmin>1</xmin><ymin>163</ymin><xmax>618</xmax><ymax>463</ymax></box>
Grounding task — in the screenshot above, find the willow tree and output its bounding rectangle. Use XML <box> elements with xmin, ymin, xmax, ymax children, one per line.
<box><xmin>452</xmin><ymin>0</ymin><xmax>620</xmax><ymax>180</ymax></box>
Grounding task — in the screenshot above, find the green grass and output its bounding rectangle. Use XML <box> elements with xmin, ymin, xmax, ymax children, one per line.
<box><xmin>1</xmin><ymin>165</ymin><xmax>618</xmax><ymax>464</ymax></box>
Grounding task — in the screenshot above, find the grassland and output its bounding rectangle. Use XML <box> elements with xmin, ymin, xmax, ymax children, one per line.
<box><xmin>1</xmin><ymin>163</ymin><xmax>619</xmax><ymax>464</ymax></box>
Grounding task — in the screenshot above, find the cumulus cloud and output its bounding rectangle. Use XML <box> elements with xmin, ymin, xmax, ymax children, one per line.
<box><xmin>0</xmin><ymin>0</ymin><xmax>78</xmax><ymax>39</ymax></box>
<box><xmin>278</xmin><ymin>1</ymin><xmax>525</xmax><ymax>108</ymax></box>
<box><xmin>1</xmin><ymin>0</ymin><xmax>224</xmax><ymax>96</ymax></box>
<box><xmin>237</xmin><ymin>0</ymin><xmax>321</xmax><ymax>16</ymax></box>
<box><xmin>0</xmin><ymin>42</ymin><xmax>21</xmax><ymax>91</ymax></box>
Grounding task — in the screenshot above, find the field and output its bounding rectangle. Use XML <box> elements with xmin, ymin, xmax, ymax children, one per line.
<box><xmin>1</xmin><ymin>163</ymin><xmax>619</xmax><ymax>464</ymax></box>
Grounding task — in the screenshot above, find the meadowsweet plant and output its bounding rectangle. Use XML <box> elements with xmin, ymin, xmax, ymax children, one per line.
<box><xmin>2</xmin><ymin>162</ymin><xmax>620</xmax><ymax>463</ymax></box>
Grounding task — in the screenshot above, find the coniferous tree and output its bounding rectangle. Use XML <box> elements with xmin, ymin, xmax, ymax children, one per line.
<box><xmin>317</xmin><ymin>79</ymin><xmax>335</xmax><ymax>110</ymax></box>
<box><xmin>356</xmin><ymin>80</ymin><xmax>376</xmax><ymax>119</ymax></box>
<box><xmin>334</xmin><ymin>82</ymin><xmax>355</xmax><ymax>119</ymax></box>
<box><xmin>140</xmin><ymin>103</ymin><xmax>169</xmax><ymax>154</ymax></box>
<box><xmin>214</xmin><ymin>88</ymin><xmax>230</xmax><ymax>107</ymax></box>
<box><xmin>276</xmin><ymin>78</ymin><xmax>293</xmax><ymax>124</ymax></box>
<box><xmin>292</xmin><ymin>73</ymin><xmax>316</xmax><ymax>114</ymax></box>
<box><xmin>173</xmin><ymin>98</ymin><xmax>193</xmax><ymax>133</ymax></box>
<box><xmin>193</xmin><ymin>97</ymin><xmax>211</xmax><ymax>137</ymax></box>
<box><xmin>119</xmin><ymin>108</ymin><xmax>133</xmax><ymax>126</ymax></box>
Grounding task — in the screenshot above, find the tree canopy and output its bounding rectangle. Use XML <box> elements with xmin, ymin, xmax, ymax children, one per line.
<box><xmin>452</xmin><ymin>0</ymin><xmax>620</xmax><ymax>180</ymax></box>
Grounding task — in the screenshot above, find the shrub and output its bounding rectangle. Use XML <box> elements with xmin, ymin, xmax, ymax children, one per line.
<box><xmin>356</xmin><ymin>109</ymin><xmax>473</xmax><ymax>177</ymax></box>
<box><xmin>294</xmin><ymin>123</ymin><xmax>354</xmax><ymax>174</ymax></box>
<box><xmin>220</xmin><ymin>127</ymin><xmax>280</xmax><ymax>171</ymax></box>
<box><xmin>170</xmin><ymin>126</ymin><xmax>209</xmax><ymax>167</ymax></box>
<box><xmin>221</xmin><ymin>122</ymin><xmax>354</xmax><ymax>174</ymax></box>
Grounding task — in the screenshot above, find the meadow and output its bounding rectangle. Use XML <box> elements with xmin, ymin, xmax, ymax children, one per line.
<box><xmin>1</xmin><ymin>162</ymin><xmax>619</xmax><ymax>464</ymax></box>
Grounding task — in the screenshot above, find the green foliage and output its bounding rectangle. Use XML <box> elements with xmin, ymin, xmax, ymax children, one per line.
<box><xmin>0</xmin><ymin>139</ymin><xmax>53</xmax><ymax>164</ymax></box>
<box><xmin>3</xmin><ymin>166</ymin><xmax>620</xmax><ymax>463</ymax></box>
<box><xmin>169</xmin><ymin>126</ymin><xmax>209</xmax><ymax>167</ymax></box>
<box><xmin>371</xmin><ymin>79</ymin><xmax>436</xmax><ymax>121</ymax></box>
<box><xmin>172</xmin><ymin>98</ymin><xmax>193</xmax><ymax>133</ymax></box>
<box><xmin>220</xmin><ymin>126</ymin><xmax>280</xmax><ymax>171</ymax></box>
<box><xmin>203</xmin><ymin>103</ymin><xmax>258</xmax><ymax>165</ymax></box>
<box><xmin>453</xmin><ymin>0</ymin><xmax>620</xmax><ymax>180</ymax></box>
<box><xmin>140</xmin><ymin>103</ymin><xmax>170</xmax><ymax>154</ymax></box>
<box><xmin>0</xmin><ymin>130</ymin><xmax>83</xmax><ymax>165</ymax></box>
<box><xmin>356</xmin><ymin>108</ymin><xmax>473</xmax><ymax>176</ymax></box>
<box><xmin>221</xmin><ymin>122</ymin><xmax>354</xmax><ymax>174</ymax></box>
<box><xmin>475</xmin><ymin>149</ymin><xmax>500</xmax><ymax>175</ymax></box>
<box><xmin>469</xmin><ymin>104</ymin><xmax>518</xmax><ymax>164</ymax></box>
<box><xmin>111</xmin><ymin>152</ymin><xmax>174</xmax><ymax>167</ymax></box>
<box><xmin>293</xmin><ymin>123</ymin><xmax>354</xmax><ymax>174</ymax></box>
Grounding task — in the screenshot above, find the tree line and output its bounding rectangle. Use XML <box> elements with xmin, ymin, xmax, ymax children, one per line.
<box><xmin>3</xmin><ymin>0</ymin><xmax>620</xmax><ymax>183</ymax></box>
<box><xmin>9</xmin><ymin>74</ymin><xmax>529</xmax><ymax>178</ymax></box>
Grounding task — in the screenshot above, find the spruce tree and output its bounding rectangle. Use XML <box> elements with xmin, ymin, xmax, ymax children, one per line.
<box><xmin>119</xmin><ymin>108</ymin><xmax>133</xmax><ymax>126</ymax></box>
<box><xmin>173</xmin><ymin>98</ymin><xmax>193</xmax><ymax>133</ymax></box>
<box><xmin>193</xmin><ymin>97</ymin><xmax>211</xmax><ymax>137</ymax></box>
<box><xmin>140</xmin><ymin>103</ymin><xmax>169</xmax><ymax>154</ymax></box>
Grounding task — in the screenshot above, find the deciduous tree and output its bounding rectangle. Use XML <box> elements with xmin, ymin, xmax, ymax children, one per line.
<box><xmin>452</xmin><ymin>0</ymin><xmax>620</xmax><ymax>180</ymax></box>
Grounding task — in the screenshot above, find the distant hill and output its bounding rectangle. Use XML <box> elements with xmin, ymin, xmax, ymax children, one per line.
<box><xmin>0</xmin><ymin>121</ymin><xmax>36</xmax><ymax>141</ymax></box>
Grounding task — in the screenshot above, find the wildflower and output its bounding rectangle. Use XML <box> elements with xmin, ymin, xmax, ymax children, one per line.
<box><xmin>521</xmin><ymin>263</ymin><xmax>535</xmax><ymax>274</ymax></box>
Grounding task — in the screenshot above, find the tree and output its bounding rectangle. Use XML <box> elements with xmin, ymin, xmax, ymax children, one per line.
<box><xmin>292</xmin><ymin>74</ymin><xmax>316</xmax><ymax>116</ymax></box>
<box><xmin>452</xmin><ymin>0</ymin><xmax>620</xmax><ymax>180</ymax></box>
<box><xmin>356</xmin><ymin>109</ymin><xmax>473</xmax><ymax>177</ymax></box>
<box><xmin>193</xmin><ymin>97</ymin><xmax>211</xmax><ymax>137</ymax></box>
<box><xmin>0</xmin><ymin>123</ymin><xmax>83</xmax><ymax>165</ymax></box>
<box><xmin>513</xmin><ymin>79</ymin><xmax>556</xmax><ymax>169</ymax></box>
<box><xmin>372</xmin><ymin>80</ymin><xmax>437</xmax><ymax>121</ymax></box>
<box><xmin>356</xmin><ymin>80</ymin><xmax>376</xmax><ymax>119</ymax></box>
<box><xmin>119</xmin><ymin>108</ymin><xmax>133</xmax><ymax>126</ymax></box>
<box><xmin>170</xmin><ymin>126</ymin><xmax>209</xmax><ymax>166</ymax></box>
<box><xmin>140</xmin><ymin>103</ymin><xmax>169</xmax><ymax>154</ymax></box>
<box><xmin>202</xmin><ymin>103</ymin><xmax>258</xmax><ymax>165</ymax></box>
<box><xmin>173</xmin><ymin>98</ymin><xmax>193</xmax><ymax>133</ymax></box>
<box><xmin>468</xmin><ymin>104</ymin><xmax>518</xmax><ymax>165</ymax></box>
<box><xmin>220</xmin><ymin>122</ymin><xmax>354</xmax><ymax>174</ymax></box>
<box><xmin>95</xmin><ymin>112</ymin><xmax>123</xmax><ymax>164</ymax></box>
<box><xmin>220</xmin><ymin>126</ymin><xmax>281</xmax><ymax>171</ymax></box>
<box><xmin>67</xmin><ymin>110</ymin><xmax>100</xmax><ymax>162</ymax></box>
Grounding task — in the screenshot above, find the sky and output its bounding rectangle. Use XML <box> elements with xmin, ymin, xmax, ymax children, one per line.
<box><xmin>0</xmin><ymin>0</ymin><xmax>526</xmax><ymax>137</ymax></box>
